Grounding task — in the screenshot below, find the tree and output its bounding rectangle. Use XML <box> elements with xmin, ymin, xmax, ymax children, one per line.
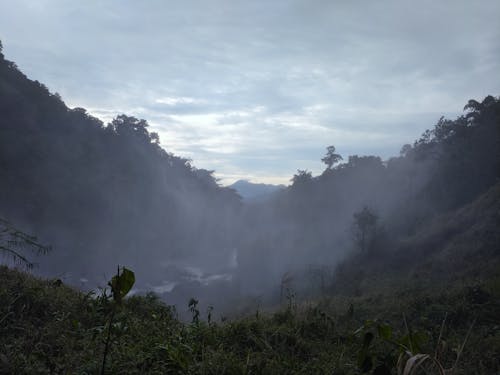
<box><xmin>399</xmin><ymin>144</ymin><xmax>413</xmax><ymax>157</ymax></box>
<box><xmin>352</xmin><ymin>207</ymin><xmax>378</xmax><ymax>253</ymax></box>
<box><xmin>291</xmin><ymin>169</ymin><xmax>312</xmax><ymax>186</ymax></box>
<box><xmin>321</xmin><ymin>145</ymin><xmax>343</xmax><ymax>170</ymax></box>
<box><xmin>0</xmin><ymin>218</ymin><xmax>51</xmax><ymax>269</ymax></box>
<box><xmin>109</xmin><ymin>114</ymin><xmax>151</xmax><ymax>142</ymax></box>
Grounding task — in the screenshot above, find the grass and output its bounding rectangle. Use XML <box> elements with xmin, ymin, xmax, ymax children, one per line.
<box><xmin>1</xmin><ymin>265</ymin><xmax>499</xmax><ymax>374</ymax></box>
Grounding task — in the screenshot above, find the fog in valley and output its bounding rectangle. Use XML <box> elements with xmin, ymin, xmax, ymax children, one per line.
<box><xmin>1</xmin><ymin>40</ymin><xmax>498</xmax><ymax>317</ymax></box>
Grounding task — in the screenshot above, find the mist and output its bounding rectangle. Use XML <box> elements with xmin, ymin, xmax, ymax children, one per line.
<box><xmin>1</xmin><ymin>40</ymin><xmax>498</xmax><ymax>319</ymax></box>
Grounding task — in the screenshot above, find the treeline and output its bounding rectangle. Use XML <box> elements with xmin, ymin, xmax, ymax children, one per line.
<box><xmin>0</xmin><ymin>43</ymin><xmax>240</xmax><ymax>284</ymax></box>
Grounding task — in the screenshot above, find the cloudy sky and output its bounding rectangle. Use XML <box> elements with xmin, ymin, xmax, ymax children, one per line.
<box><xmin>1</xmin><ymin>0</ymin><xmax>499</xmax><ymax>184</ymax></box>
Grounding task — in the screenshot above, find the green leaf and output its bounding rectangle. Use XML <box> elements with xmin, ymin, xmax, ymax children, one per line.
<box><xmin>109</xmin><ymin>267</ymin><xmax>135</xmax><ymax>304</ymax></box>
<box><xmin>364</xmin><ymin>319</ymin><xmax>375</xmax><ymax>327</ymax></box>
<box><xmin>411</xmin><ymin>330</ymin><xmax>429</xmax><ymax>353</ymax></box>
<box><xmin>377</xmin><ymin>323</ymin><xmax>392</xmax><ymax>340</ymax></box>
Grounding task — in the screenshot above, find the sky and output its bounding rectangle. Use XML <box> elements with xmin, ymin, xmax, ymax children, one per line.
<box><xmin>0</xmin><ymin>0</ymin><xmax>499</xmax><ymax>185</ymax></box>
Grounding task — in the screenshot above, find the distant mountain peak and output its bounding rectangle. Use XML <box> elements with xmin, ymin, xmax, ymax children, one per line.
<box><xmin>229</xmin><ymin>180</ymin><xmax>285</xmax><ymax>201</ymax></box>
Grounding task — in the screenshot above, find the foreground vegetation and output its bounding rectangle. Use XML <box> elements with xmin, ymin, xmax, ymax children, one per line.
<box><xmin>1</xmin><ymin>265</ymin><xmax>499</xmax><ymax>374</ymax></box>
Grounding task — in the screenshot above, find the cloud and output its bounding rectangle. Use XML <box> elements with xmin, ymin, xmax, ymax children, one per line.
<box><xmin>1</xmin><ymin>0</ymin><xmax>499</xmax><ymax>184</ymax></box>
<box><xmin>155</xmin><ymin>97</ymin><xmax>205</xmax><ymax>106</ymax></box>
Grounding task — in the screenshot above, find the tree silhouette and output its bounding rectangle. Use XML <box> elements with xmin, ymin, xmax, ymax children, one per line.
<box><xmin>352</xmin><ymin>207</ymin><xmax>378</xmax><ymax>253</ymax></box>
<box><xmin>321</xmin><ymin>145</ymin><xmax>343</xmax><ymax>170</ymax></box>
<box><xmin>291</xmin><ymin>169</ymin><xmax>313</xmax><ymax>186</ymax></box>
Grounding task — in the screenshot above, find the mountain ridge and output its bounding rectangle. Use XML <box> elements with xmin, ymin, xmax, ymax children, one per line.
<box><xmin>228</xmin><ymin>179</ymin><xmax>285</xmax><ymax>201</ymax></box>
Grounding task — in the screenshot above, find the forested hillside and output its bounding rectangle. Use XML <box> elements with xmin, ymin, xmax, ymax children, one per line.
<box><xmin>0</xmin><ymin>43</ymin><xmax>241</xmax><ymax>288</ymax></box>
<box><xmin>235</xmin><ymin>94</ymin><xmax>500</xmax><ymax>300</ymax></box>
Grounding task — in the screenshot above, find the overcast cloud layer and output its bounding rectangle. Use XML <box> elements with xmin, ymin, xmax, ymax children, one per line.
<box><xmin>1</xmin><ymin>0</ymin><xmax>499</xmax><ymax>184</ymax></box>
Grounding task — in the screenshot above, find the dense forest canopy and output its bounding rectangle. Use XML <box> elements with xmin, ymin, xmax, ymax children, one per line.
<box><xmin>0</xmin><ymin>41</ymin><xmax>499</xmax><ymax>311</ymax></box>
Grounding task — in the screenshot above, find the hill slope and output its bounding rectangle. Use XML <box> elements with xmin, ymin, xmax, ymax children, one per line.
<box><xmin>0</xmin><ymin>44</ymin><xmax>240</xmax><ymax>286</ymax></box>
<box><xmin>332</xmin><ymin>182</ymin><xmax>500</xmax><ymax>296</ymax></box>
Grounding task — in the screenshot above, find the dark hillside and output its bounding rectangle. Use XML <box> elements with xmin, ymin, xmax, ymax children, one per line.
<box><xmin>0</xmin><ymin>45</ymin><xmax>240</xmax><ymax>287</ymax></box>
<box><xmin>234</xmin><ymin>95</ymin><xmax>500</xmax><ymax>299</ymax></box>
<box><xmin>332</xmin><ymin>182</ymin><xmax>500</xmax><ymax>295</ymax></box>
